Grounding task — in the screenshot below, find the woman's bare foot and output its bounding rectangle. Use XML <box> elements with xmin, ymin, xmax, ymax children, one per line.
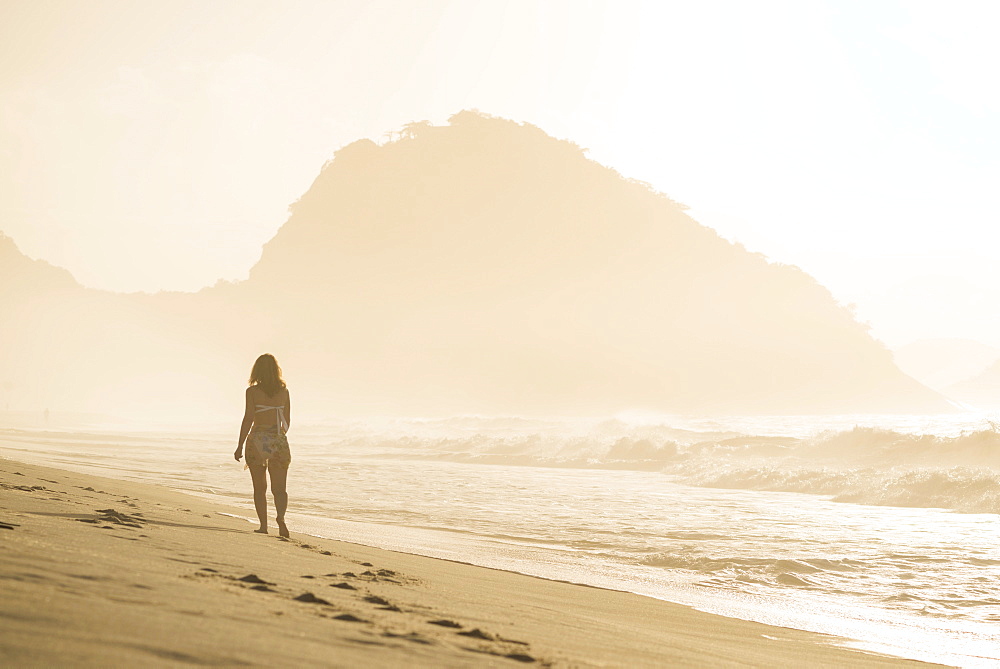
<box><xmin>254</xmin><ymin>527</ymin><xmax>268</xmax><ymax>534</ymax></box>
<box><xmin>277</xmin><ymin>520</ymin><xmax>289</xmax><ymax>538</ymax></box>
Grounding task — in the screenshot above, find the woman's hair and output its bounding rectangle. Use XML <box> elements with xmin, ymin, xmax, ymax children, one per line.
<box><xmin>249</xmin><ymin>354</ymin><xmax>286</xmax><ymax>397</ymax></box>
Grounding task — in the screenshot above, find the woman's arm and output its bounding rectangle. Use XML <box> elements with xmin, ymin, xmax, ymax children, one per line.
<box><xmin>285</xmin><ymin>389</ymin><xmax>291</xmax><ymax>431</ymax></box>
<box><xmin>234</xmin><ymin>387</ymin><xmax>254</xmax><ymax>461</ymax></box>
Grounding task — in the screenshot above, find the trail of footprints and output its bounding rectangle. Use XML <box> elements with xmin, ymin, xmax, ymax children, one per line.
<box><xmin>0</xmin><ymin>469</ymin><xmax>142</xmax><ymax>529</ymax></box>
<box><xmin>3</xmin><ymin>470</ymin><xmax>542</xmax><ymax>665</ymax></box>
<box><xmin>1</xmin><ymin>473</ymin><xmax>74</xmax><ymax>503</ymax></box>
<box><xmin>194</xmin><ymin>554</ymin><xmax>542</xmax><ymax>665</ymax></box>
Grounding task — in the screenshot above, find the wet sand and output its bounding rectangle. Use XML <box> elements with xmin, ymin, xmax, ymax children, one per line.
<box><xmin>0</xmin><ymin>456</ymin><xmax>939</xmax><ymax>667</ymax></box>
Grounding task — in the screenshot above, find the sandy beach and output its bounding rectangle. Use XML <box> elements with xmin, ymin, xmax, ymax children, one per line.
<box><xmin>0</xmin><ymin>455</ymin><xmax>941</xmax><ymax>668</ymax></box>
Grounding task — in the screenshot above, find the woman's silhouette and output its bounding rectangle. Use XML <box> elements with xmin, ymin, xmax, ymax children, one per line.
<box><xmin>235</xmin><ymin>354</ymin><xmax>292</xmax><ymax>537</ymax></box>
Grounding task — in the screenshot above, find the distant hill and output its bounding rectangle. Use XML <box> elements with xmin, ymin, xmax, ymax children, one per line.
<box><xmin>893</xmin><ymin>338</ymin><xmax>1000</xmax><ymax>392</ymax></box>
<box><xmin>0</xmin><ymin>233</ymin><xmax>81</xmax><ymax>296</ymax></box>
<box><xmin>234</xmin><ymin>111</ymin><xmax>946</xmax><ymax>415</ymax></box>
<box><xmin>946</xmin><ymin>359</ymin><xmax>1000</xmax><ymax>410</ymax></box>
<box><xmin>1</xmin><ymin>232</ymin><xmax>89</xmax><ymax>411</ymax></box>
<box><xmin>0</xmin><ymin>233</ymin><xmax>243</xmax><ymax>418</ymax></box>
<box><xmin>0</xmin><ymin>112</ymin><xmax>950</xmax><ymax>419</ymax></box>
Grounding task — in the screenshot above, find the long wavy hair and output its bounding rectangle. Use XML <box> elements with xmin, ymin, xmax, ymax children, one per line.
<box><xmin>249</xmin><ymin>354</ymin><xmax>286</xmax><ymax>397</ymax></box>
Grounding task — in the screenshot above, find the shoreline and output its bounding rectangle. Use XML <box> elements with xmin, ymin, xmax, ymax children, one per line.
<box><xmin>0</xmin><ymin>455</ymin><xmax>942</xmax><ymax>667</ymax></box>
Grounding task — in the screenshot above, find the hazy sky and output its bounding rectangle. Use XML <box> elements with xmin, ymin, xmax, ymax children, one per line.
<box><xmin>2</xmin><ymin>0</ymin><xmax>999</xmax><ymax>348</ymax></box>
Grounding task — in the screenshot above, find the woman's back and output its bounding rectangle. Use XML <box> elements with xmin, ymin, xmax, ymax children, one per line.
<box><xmin>249</xmin><ymin>386</ymin><xmax>289</xmax><ymax>430</ymax></box>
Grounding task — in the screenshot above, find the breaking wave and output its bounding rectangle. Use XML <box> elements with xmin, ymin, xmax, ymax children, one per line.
<box><xmin>672</xmin><ymin>427</ymin><xmax>1000</xmax><ymax>514</ymax></box>
<box><xmin>678</xmin><ymin>461</ymin><xmax>1000</xmax><ymax>514</ymax></box>
<box><xmin>315</xmin><ymin>418</ymin><xmax>1000</xmax><ymax>515</ymax></box>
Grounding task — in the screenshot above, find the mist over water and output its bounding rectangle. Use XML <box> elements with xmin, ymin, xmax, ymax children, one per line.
<box><xmin>3</xmin><ymin>412</ymin><xmax>999</xmax><ymax>665</ymax></box>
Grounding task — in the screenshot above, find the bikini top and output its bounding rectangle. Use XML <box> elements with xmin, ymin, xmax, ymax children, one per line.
<box><xmin>254</xmin><ymin>404</ymin><xmax>288</xmax><ymax>434</ymax></box>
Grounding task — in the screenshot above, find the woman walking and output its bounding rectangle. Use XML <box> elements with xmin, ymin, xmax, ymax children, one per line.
<box><xmin>235</xmin><ymin>354</ymin><xmax>292</xmax><ymax>537</ymax></box>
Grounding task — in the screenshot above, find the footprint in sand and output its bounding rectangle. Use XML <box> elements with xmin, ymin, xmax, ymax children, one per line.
<box><xmin>330</xmin><ymin>582</ymin><xmax>357</xmax><ymax>590</ymax></box>
<box><xmin>237</xmin><ymin>574</ymin><xmax>275</xmax><ymax>585</ymax></box>
<box><xmin>359</xmin><ymin>570</ymin><xmax>400</xmax><ymax>583</ymax></box>
<box><xmin>293</xmin><ymin>592</ymin><xmax>331</xmax><ymax>605</ymax></box>
<box><xmin>453</xmin><ymin>628</ymin><xmax>536</xmax><ymax>663</ymax></box>
<box><xmin>458</xmin><ymin>628</ymin><xmax>494</xmax><ymax>641</ymax></box>
<box><xmin>383</xmin><ymin>631</ymin><xmax>433</xmax><ymax>645</ymax></box>
<box><xmin>458</xmin><ymin>627</ymin><xmax>531</xmax><ymax>646</ymax></box>
<box><xmin>504</xmin><ymin>653</ymin><xmax>536</xmax><ymax>663</ymax></box>
<box><xmin>363</xmin><ymin>595</ymin><xmax>402</xmax><ymax>612</ymax></box>
<box><xmin>92</xmin><ymin>508</ymin><xmax>144</xmax><ymax>528</ymax></box>
<box><xmin>332</xmin><ymin>613</ymin><xmax>367</xmax><ymax>623</ymax></box>
<box><xmin>2</xmin><ymin>484</ymin><xmax>45</xmax><ymax>492</ymax></box>
<box><xmin>428</xmin><ymin>619</ymin><xmax>463</xmax><ymax>629</ymax></box>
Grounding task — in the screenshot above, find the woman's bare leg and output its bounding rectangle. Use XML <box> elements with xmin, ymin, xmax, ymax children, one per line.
<box><xmin>269</xmin><ymin>465</ymin><xmax>289</xmax><ymax>538</ymax></box>
<box><xmin>249</xmin><ymin>464</ymin><xmax>269</xmax><ymax>533</ymax></box>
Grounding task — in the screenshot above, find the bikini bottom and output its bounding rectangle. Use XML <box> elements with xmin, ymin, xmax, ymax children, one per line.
<box><xmin>245</xmin><ymin>427</ymin><xmax>291</xmax><ymax>471</ymax></box>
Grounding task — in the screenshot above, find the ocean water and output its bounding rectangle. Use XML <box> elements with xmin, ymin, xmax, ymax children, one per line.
<box><xmin>2</xmin><ymin>413</ymin><xmax>999</xmax><ymax>666</ymax></box>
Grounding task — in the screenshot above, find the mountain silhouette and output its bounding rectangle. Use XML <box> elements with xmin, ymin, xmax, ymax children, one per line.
<box><xmin>0</xmin><ymin>112</ymin><xmax>949</xmax><ymax>418</ymax></box>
